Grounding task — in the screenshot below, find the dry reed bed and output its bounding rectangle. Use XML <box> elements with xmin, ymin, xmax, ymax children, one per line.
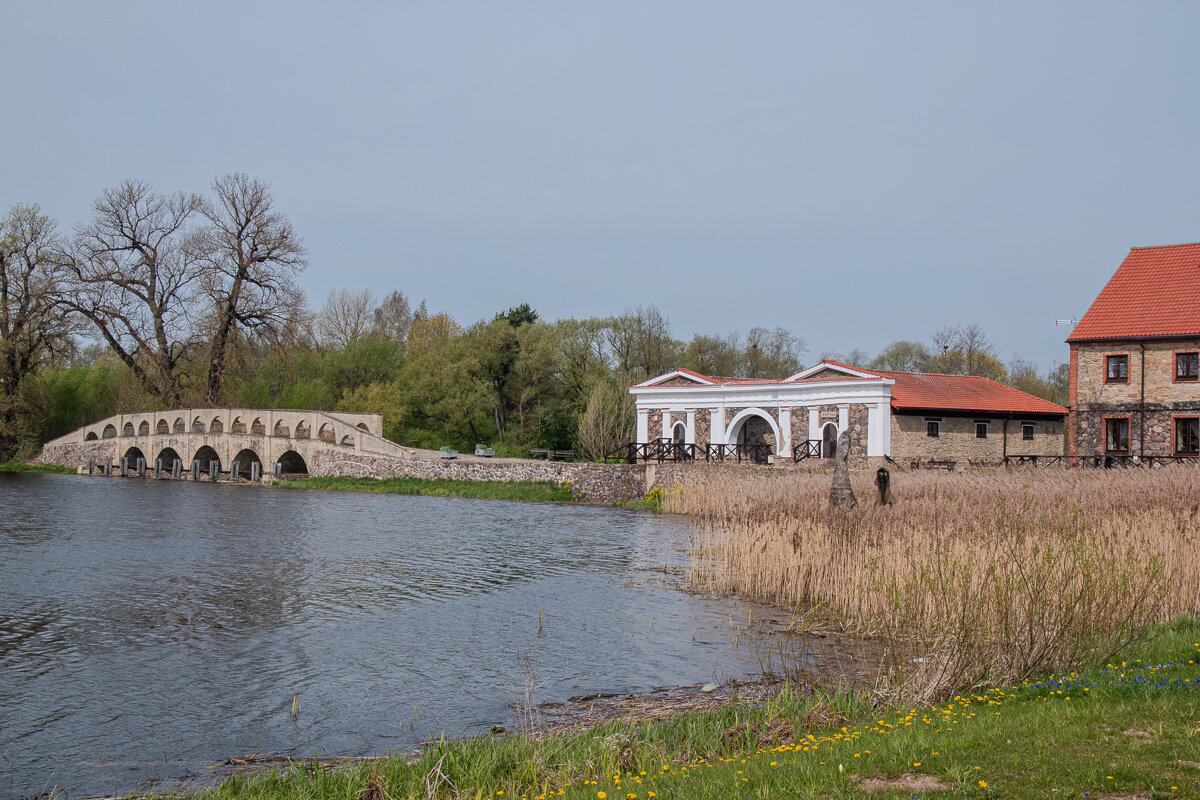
<box><xmin>666</xmin><ymin>466</ymin><xmax>1200</xmax><ymax>701</ymax></box>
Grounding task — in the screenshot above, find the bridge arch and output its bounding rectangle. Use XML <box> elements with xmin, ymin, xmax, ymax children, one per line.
<box><xmin>294</xmin><ymin>420</ymin><xmax>310</xmax><ymax>439</ymax></box>
<box><xmin>340</xmin><ymin>434</ymin><xmax>354</xmax><ymax>447</ymax></box>
<box><xmin>210</xmin><ymin>417</ymin><xmax>223</xmax><ymax>434</ymax></box>
<box><xmin>193</xmin><ymin>445</ymin><xmax>221</xmax><ymax>473</ymax></box>
<box><xmin>273</xmin><ymin>420</ymin><xmax>289</xmax><ymax>437</ymax></box>
<box><xmin>192</xmin><ymin>417</ymin><xmax>205</xmax><ymax>433</ymax></box>
<box><xmin>138</xmin><ymin>420</ymin><xmax>150</xmax><ymax>436</ymax></box>
<box><xmin>173</xmin><ymin>417</ymin><xmax>185</xmax><ymax>434</ymax></box>
<box><xmin>277</xmin><ymin>450</ymin><xmax>308</xmax><ymax>475</ymax></box>
<box><xmin>84</xmin><ymin>430</ymin><xmax>98</xmax><ymax>440</ymax></box>
<box><xmin>250</xmin><ymin>417</ymin><xmax>265</xmax><ymax>435</ymax></box>
<box><xmin>102</xmin><ymin>424</ymin><xmax>117</xmax><ymax>439</ymax></box>
<box><xmin>155</xmin><ymin>447</ymin><xmax>182</xmax><ymax>468</ymax></box>
<box><xmin>318</xmin><ymin>423</ymin><xmax>335</xmax><ymax>443</ymax></box>
<box><xmin>156</xmin><ymin>419</ymin><xmax>169</xmax><ymax>434</ymax></box>
<box><xmin>232</xmin><ymin>448</ymin><xmax>262</xmax><ymax>473</ymax></box>
<box><xmin>122</xmin><ymin>421</ymin><xmax>135</xmax><ymax>437</ymax></box>
<box><xmin>123</xmin><ymin>446</ymin><xmax>146</xmax><ymax>465</ymax></box>
<box><xmin>231</xmin><ymin>416</ymin><xmax>246</xmax><ymax>434</ymax></box>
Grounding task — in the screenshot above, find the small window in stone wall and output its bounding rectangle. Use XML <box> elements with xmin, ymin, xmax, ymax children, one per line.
<box><xmin>975</xmin><ymin>422</ymin><xmax>988</xmax><ymax>439</ymax></box>
<box><xmin>1106</xmin><ymin>354</ymin><xmax>1129</xmax><ymax>383</ymax></box>
<box><xmin>1176</xmin><ymin>352</ymin><xmax>1199</xmax><ymax>382</ymax></box>
<box><xmin>1105</xmin><ymin>417</ymin><xmax>1130</xmax><ymax>453</ymax></box>
<box><xmin>926</xmin><ymin>419</ymin><xmax>940</xmax><ymax>438</ymax></box>
<box><xmin>1175</xmin><ymin>417</ymin><xmax>1199</xmax><ymax>455</ymax></box>
<box><xmin>1022</xmin><ymin>423</ymin><xmax>1035</xmax><ymax>441</ymax></box>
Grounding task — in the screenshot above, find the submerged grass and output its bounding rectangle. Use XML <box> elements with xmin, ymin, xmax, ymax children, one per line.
<box><xmin>275</xmin><ymin>475</ymin><xmax>572</xmax><ymax>502</ymax></box>
<box><xmin>179</xmin><ymin>617</ymin><xmax>1200</xmax><ymax>800</ymax></box>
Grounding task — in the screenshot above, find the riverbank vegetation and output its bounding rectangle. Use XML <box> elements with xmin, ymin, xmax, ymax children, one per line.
<box><xmin>276</xmin><ymin>475</ymin><xmax>572</xmax><ymax>502</ymax></box>
<box><xmin>0</xmin><ymin>458</ymin><xmax>75</xmax><ymax>473</ymax></box>
<box><xmin>670</xmin><ymin>467</ymin><xmax>1198</xmax><ymax>704</ymax></box>
<box><xmin>3</xmin><ymin>187</ymin><xmax>1067</xmax><ymax>464</ymax></box>
<box><xmin>182</xmin><ymin>617</ymin><xmax>1200</xmax><ymax>799</ymax></box>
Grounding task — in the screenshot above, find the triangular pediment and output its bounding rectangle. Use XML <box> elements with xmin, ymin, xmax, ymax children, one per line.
<box><xmin>783</xmin><ymin>361</ymin><xmax>882</xmax><ymax>382</ymax></box>
<box><xmin>633</xmin><ymin>369</ymin><xmax>716</xmax><ymax>388</ymax></box>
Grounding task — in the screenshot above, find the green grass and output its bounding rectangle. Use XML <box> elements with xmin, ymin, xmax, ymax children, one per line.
<box><xmin>183</xmin><ymin>618</ymin><xmax>1200</xmax><ymax>800</ymax></box>
<box><xmin>275</xmin><ymin>475</ymin><xmax>573</xmax><ymax>502</ymax></box>
<box><xmin>0</xmin><ymin>458</ymin><xmax>76</xmax><ymax>473</ymax></box>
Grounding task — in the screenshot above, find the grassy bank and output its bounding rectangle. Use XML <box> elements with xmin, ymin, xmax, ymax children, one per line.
<box><xmin>275</xmin><ymin>475</ymin><xmax>572</xmax><ymax>502</ymax></box>
<box><xmin>188</xmin><ymin>617</ymin><xmax>1200</xmax><ymax>800</ymax></box>
<box><xmin>0</xmin><ymin>458</ymin><xmax>76</xmax><ymax>473</ymax></box>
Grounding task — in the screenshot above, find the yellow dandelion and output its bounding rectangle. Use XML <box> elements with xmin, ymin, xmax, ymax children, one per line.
<box><xmin>979</xmin><ymin>780</ymin><xmax>988</xmax><ymax>787</ymax></box>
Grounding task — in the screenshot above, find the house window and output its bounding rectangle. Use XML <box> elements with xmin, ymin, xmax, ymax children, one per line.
<box><xmin>1176</xmin><ymin>417</ymin><xmax>1200</xmax><ymax>455</ymax></box>
<box><xmin>1022</xmin><ymin>423</ymin><xmax>1035</xmax><ymax>441</ymax></box>
<box><xmin>1176</xmin><ymin>352</ymin><xmax>1199</xmax><ymax>382</ymax></box>
<box><xmin>1105</xmin><ymin>354</ymin><xmax>1129</xmax><ymax>383</ymax></box>
<box><xmin>926</xmin><ymin>419</ymin><xmax>940</xmax><ymax>438</ymax></box>
<box><xmin>1105</xmin><ymin>417</ymin><xmax>1130</xmax><ymax>453</ymax></box>
<box><xmin>975</xmin><ymin>422</ymin><xmax>988</xmax><ymax>439</ymax></box>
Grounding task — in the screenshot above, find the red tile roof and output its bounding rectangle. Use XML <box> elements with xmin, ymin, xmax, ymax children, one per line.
<box><xmin>1068</xmin><ymin>242</ymin><xmax>1200</xmax><ymax>341</ymax></box>
<box><xmin>873</xmin><ymin>370</ymin><xmax>1067</xmax><ymax>415</ymax></box>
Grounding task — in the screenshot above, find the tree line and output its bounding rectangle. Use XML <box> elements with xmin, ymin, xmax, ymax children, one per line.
<box><xmin>0</xmin><ymin>179</ymin><xmax>1067</xmax><ymax>462</ymax></box>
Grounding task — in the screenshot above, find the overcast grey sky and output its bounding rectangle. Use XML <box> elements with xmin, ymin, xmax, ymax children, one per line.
<box><xmin>3</xmin><ymin>2</ymin><xmax>1198</xmax><ymax>370</ymax></box>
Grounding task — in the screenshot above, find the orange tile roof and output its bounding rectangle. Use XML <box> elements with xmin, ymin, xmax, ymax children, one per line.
<box><xmin>873</xmin><ymin>370</ymin><xmax>1067</xmax><ymax>415</ymax></box>
<box><xmin>1068</xmin><ymin>242</ymin><xmax>1200</xmax><ymax>341</ymax></box>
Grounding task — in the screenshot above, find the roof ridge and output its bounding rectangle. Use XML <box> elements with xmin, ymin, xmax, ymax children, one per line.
<box><xmin>1128</xmin><ymin>241</ymin><xmax>1200</xmax><ymax>250</ymax></box>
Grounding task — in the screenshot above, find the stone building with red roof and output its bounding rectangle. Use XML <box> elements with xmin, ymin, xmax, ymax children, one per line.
<box><xmin>1067</xmin><ymin>242</ymin><xmax>1200</xmax><ymax>459</ymax></box>
<box><xmin>629</xmin><ymin>361</ymin><xmax>1066</xmax><ymax>466</ymax></box>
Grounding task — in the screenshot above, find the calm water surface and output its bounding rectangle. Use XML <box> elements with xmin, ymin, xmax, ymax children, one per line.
<box><xmin>0</xmin><ymin>472</ymin><xmax>766</xmax><ymax>799</ymax></box>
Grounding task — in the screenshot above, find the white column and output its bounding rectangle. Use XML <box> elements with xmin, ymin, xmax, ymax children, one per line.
<box><xmin>685</xmin><ymin>410</ymin><xmax>696</xmax><ymax>444</ymax></box>
<box><xmin>711</xmin><ymin>406</ymin><xmax>726</xmax><ymax>445</ymax></box>
<box><xmin>838</xmin><ymin>404</ymin><xmax>849</xmax><ymax>432</ymax></box>
<box><xmin>807</xmin><ymin>405</ymin><xmax>820</xmax><ymax>442</ymax></box>
<box><xmin>636</xmin><ymin>409</ymin><xmax>648</xmax><ymax>443</ymax></box>
<box><xmin>661</xmin><ymin>410</ymin><xmax>671</xmax><ymax>441</ymax></box>
<box><xmin>778</xmin><ymin>406</ymin><xmax>791</xmax><ymax>455</ymax></box>
<box><xmin>866</xmin><ymin>403</ymin><xmax>882</xmax><ymax>457</ymax></box>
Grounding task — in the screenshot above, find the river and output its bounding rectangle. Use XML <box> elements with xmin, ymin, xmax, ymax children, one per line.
<box><xmin>0</xmin><ymin>472</ymin><xmax>772</xmax><ymax>799</ymax></box>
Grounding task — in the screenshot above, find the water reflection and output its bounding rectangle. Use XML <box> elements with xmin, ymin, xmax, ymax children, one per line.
<box><xmin>0</xmin><ymin>473</ymin><xmax>768</xmax><ymax>799</ymax></box>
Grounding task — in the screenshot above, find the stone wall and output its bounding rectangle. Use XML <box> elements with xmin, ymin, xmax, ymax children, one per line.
<box><xmin>891</xmin><ymin>413</ymin><xmax>1063</xmax><ymax>464</ymax></box>
<box><xmin>789</xmin><ymin>407</ymin><xmax>809</xmax><ymax>452</ymax></box>
<box><xmin>695</xmin><ymin>409</ymin><xmax>711</xmax><ymax>445</ymax></box>
<box><xmin>648</xmin><ymin>410</ymin><xmax>663</xmax><ymax>441</ymax></box>
<box><xmin>848</xmin><ymin>404</ymin><xmax>869</xmax><ymax>457</ymax></box>
<box><xmin>1070</xmin><ymin>339</ymin><xmax>1200</xmax><ymax>456</ymax></box>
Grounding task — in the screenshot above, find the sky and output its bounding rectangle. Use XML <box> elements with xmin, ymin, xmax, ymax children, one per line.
<box><xmin>3</xmin><ymin>2</ymin><xmax>1199</xmax><ymax>371</ymax></box>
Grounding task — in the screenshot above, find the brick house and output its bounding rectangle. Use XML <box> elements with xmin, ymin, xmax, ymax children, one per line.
<box><xmin>1067</xmin><ymin>242</ymin><xmax>1200</xmax><ymax>459</ymax></box>
<box><xmin>630</xmin><ymin>361</ymin><xmax>1066</xmax><ymax>465</ymax></box>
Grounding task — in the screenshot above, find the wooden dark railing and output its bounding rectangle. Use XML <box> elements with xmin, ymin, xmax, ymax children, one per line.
<box><xmin>792</xmin><ymin>440</ymin><xmax>822</xmax><ymax>461</ymax></box>
<box><xmin>606</xmin><ymin>439</ymin><xmax>775</xmax><ymax>464</ymax></box>
<box><xmin>1003</xmin><ymin>454</ymin><xmax>1200</xmax><ymax>469</ymax></box>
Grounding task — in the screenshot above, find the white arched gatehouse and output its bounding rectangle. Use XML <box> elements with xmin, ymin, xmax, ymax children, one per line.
<box><xmin>724</xmin><ymin>407</ymin><xmax>784</xmax><ymax>463</ymax></box>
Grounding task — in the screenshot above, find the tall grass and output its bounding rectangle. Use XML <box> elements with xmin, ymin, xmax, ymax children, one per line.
<box><xmin>667</xmin><ymin>467</ymin><xmax>1200</xmax><ymax>702</ymax></box>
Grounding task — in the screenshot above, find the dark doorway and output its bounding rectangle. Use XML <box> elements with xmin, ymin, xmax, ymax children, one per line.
<box><xmin>155</xmin><ymin>447</ymin><xmax>182</xmax><ymax>468</ymax></box>
<box><xmin>736</xmin><ymin>415</ymin><xmax>775</xmax><ymax>464</ymax></box>
<box><xmin>123</xmin><ymin>447</ymin><xmax>146</xmax><ymax>465</ymax></box>
<box><xmin>232</xmin><ymin>449</ymin><xmax>262</xmax><ymax>474</ymax></box>
<box><xmin>672</xmin><ymin>423</ymin><xmax>686</xmax><ymax>445</ymax></box>
<box><xmin>822</xmin><ymin>424</ymin><xmax>838</xmax><ymax>459</ymax></box>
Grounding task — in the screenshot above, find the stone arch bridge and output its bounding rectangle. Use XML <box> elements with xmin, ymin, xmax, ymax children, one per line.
<box><xmin>40</xmin><ymin>409</ymin><xmax>418</xmax><ymax>478</ymax></box>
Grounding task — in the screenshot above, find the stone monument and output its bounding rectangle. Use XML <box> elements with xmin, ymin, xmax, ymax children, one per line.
<box><xmin>829</xmin><ymin>429</ymin><xmax>858</xmax><ymax>508</ymax></box>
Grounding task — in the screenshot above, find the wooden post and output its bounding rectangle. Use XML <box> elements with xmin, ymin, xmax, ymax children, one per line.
<box><xmin>875</xmin><ymin>467</ymin><xmax>893</xmax><ymax>507</ymax></box>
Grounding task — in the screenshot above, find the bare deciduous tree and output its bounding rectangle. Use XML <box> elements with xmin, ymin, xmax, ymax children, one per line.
<box><xmin>0</xmin><ymin>204</ymin><xmax>74</xmax><ymax>457</ymax></box>
<box><xmin>318</xmin><ymin>287</ymin><xmax>375</xmax><ymax>348</ymax></box>
<box><xmin>200</xmin><ymin>173</ymin><xmax>307</xmax><ymax>404</ymax></box>
<box><xmin>63</xmin><ymin>180</ymin><xmax>204</xmax><ymax>406</ymax></box>
<box><xmin>371</xmin><ymin>289</ymin><xmax>413</xmax><ymax>345</ymax></box>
